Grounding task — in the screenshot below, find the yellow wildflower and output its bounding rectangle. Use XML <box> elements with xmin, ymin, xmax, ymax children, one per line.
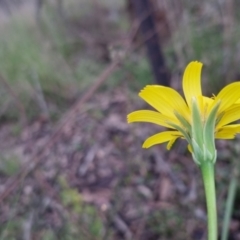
<box><xmin>127</xmin><ymin>61</ymin><xmax>240</xmax><ymax>160</ymax></box>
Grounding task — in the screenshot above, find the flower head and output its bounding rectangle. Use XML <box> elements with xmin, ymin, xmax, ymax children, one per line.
<box><xmin>127</xmin><ymin>61</ymin><xmax>240</xmax><ymax>164</ymax></box>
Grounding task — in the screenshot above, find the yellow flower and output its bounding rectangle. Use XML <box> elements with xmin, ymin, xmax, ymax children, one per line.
<box><xmin>127</xmin><ymin>61</ymin><xmax>240</xmax><ymax>155</ymax></box>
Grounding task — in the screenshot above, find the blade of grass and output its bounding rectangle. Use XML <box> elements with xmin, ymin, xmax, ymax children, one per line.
<box><xmin>221</xmin><ymin>169</ymin><xmax>237</xmax><ymax>240</ymax></box>
<box><xmin>221</xmin><ymin>141</ymin><xmax>240</xmax><ymax>240</ymax></box>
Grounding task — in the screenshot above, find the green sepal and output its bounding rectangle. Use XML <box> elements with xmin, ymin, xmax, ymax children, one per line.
<box><xmin>203</xmin><ymin>101</ymin><xmax>221</xmax><ymax>163</ymax></box>
<box><xmin>203</xmin><ymin>144</ymin><xmax>216</xmax><ymax>163</ymax></box>
<box><xmin>173</xmin><ymin>110</ymin><xmax>191</xmax><ymax>134</ymax></box>
<box><xmin>191</xmin><ymin>98</ymin><xmax>204</xmax><ymax>148</ymax></box>
<box><xmin>167</xmin><ymin>121</ymin><xmax>192</xmax><ymax>145</ymax></box>
<box><xmin>191</xmin><ymin>138</ymin><xmax>203</xmax><ymax>165</ymax></box>
<box><xmin>215</xmin><ymin>111</ymin><xmax>224</xmax><ymax>127</ymax></box>
<box><xmin>192</xmin><ymin>153</ymin><xmax>201</xmax><ymax>165</ymax></box>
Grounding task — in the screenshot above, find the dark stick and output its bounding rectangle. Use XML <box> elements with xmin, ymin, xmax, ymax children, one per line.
<box><xmin>131</xmin><ymin>0</ymin><xmax>170</xmax><ymax>86</ymax></box>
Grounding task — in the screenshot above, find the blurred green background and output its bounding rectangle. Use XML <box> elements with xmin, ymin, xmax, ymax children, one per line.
<box><xmin>0</xmin><ymin>0</ymin><xmax>240</xmax><ymax>239</ymax></box>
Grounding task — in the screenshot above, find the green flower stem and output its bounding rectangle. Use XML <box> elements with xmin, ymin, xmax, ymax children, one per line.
<box><xmin>200</xmin><ymin>161</ymin><xmax>217</xmax><ymax>240</ymax></box>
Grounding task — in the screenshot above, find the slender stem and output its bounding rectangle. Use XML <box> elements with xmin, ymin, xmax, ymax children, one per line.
<box><xmin>221</xmin><ymin>169</ymin><xmax>238</xmax><ymax>240</ymax></box>
<box><xmin>200</xmin><ymin>162</ymin><xmax>218</xmax><ymax>240</ymax></box>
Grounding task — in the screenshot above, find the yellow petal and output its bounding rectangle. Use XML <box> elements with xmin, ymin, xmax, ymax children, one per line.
<box><xmin>139</xmin><ymin>85</ymin><xmax>190</xmax><ymax>121</ymax></box>
<box><xmin>182</xmin><ymin>61</ymin><xmax>203</xmax><ymax>108</ymax></box>
<box><xmin>187</xmin><ymin>144</ymin><xmax>193</xmax><ymax>153</ymax></box>
<box><xmin>202</xmin><ymin>96</ymin><xmax>214</xmax><ymax>112</ymax></box>
<box><xmin>216</xmin><ymin>104</ymin><xmax>240</xmax><ymax>129</ymax></box>
<box><xmin>166</xmin><ymin>137</ymin><xmax>178</xmax><ymax>150</ymax></box>
<box><xmin>215</xmin><ymin>132</ymin><xmax>235</xmax><ymax>139</ymax></box>
<box><xmin>127</xmin><ymin>110</ymin><xmax>175</xmax><ymax>128</ymax></box>
<box><xmin>198</xmin><ymin>96</ymin><xmax>214</xmax><ymax>119</ymax></box>
<box><xmin>210</xmin><ymin>82</ymin><xmax>240</xmax><ymax>114</ymax></box>
<box><xmin>236</xmin><ymin>98</ymin><xmax>240</xmax><ymax>104</ymax></box>
<box><xmin>142</xmin><ymin>131</ymin><xmax>182</xmax><ymax>148</ymax></box>
<box><xmin>215</xmin><ymin>124</ymin><xmax>240</xmax><ymax>139</ymax></box>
